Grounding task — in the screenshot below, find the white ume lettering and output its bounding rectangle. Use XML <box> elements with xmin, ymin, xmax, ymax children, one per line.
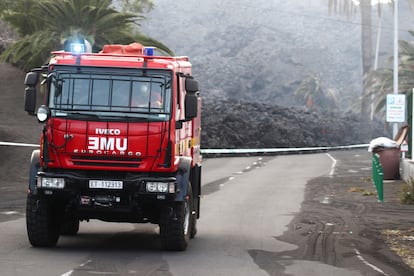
<box><xmin>88</xmin><ymin>137</ymin><xmax>127</xmax><ymax>151</ymax></box>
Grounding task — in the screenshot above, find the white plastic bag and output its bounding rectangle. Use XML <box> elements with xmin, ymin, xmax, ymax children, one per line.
<box><xmin>368</xmin><ymin>137</ymin><xmax>398</xmax><ymax>152</ymax></box>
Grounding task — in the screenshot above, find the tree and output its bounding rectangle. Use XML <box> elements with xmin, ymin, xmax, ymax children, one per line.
<box><xmin>369</xmin><ymin>31</ymin><xmax>414</xmax><ymax>114</ymax></box>
<box><xmin>328</xmin><ymin>0</ymin><xmax>378</xmax><ymax>140</ymax></box>
<box><xmin>112</xmin><ymin>0</ymin><xmax>155</xmax><ymax>13</ymax></box>
<box><xmin>0</xmin><ymin>0</ymin><xmax>40</xmax><ymax>36</ymax></box>
<box><xmin>0</xmin><ymin>0</ymin><xmax>173</xmax><ymax>70</ymax></box>
<box><xmin>328</xmin><ymin>0</ymin><xmax>414</xmax><ymax>138</ymax></box>
<box><xmin>294</xmin><ymin>74</ymin><xmax>339</xmax><ymax>110</ymax></box>
<box><xmin>360</xmin><ymin>0</ymin><xmax>374</xmax><ymax>138</ymax></box>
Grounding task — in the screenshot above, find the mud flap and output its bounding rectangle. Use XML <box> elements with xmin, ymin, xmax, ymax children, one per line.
<box><xmin>191</xmin><ymin>163</ymin><xmax>202</xmax><ymax>219</ymax></box>
<box><xmin>29</xmin><ymin>150</ymin><xmax>41</xmax><ymax>195</ymax></box>
<box><xmin>175</xmin><ymin>157</ymin><xmax>192</xmax><ymax>201</ymax></box>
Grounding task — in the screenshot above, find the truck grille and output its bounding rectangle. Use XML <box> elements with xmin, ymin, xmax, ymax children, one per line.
<box><xmin>71</xmin><ymin>155</ymin><xmax>142</xmax><ymax>168</ymax></box>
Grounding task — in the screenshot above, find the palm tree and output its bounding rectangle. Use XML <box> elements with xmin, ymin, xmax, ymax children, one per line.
<box><xmin>113</xmin><ymin>0</ymin><xmax>155</xmax><ymax>13</ymax></box>
<box><xmin>0</xmin><ymin>0</ymin><xmax>173</xmax><ymax>70</ymax></box>
<box><xmin>329</xmin><ymin>0</ymin><xmax>378</xmax><ymax>139</ymax></box>
<box><xmin>0</xmin><ymin>0</ymin><xmax>41</xmax><ymax>36</ymax></box>
<box><xmin>360</xmin><ymin>1</ymin><xmax>374</xmax><ymax>137</ymax></box>
<box><xmin>294</xmin><ymin>74</ymin><xmax>339</xmax><ymax>110</ymax></box>
<box><xmin>369</xmin><ymin>31</ymin><xmax>414</xmax><ymax>114</ymax></box>
<box><xmin>328</xmin><ymin>0</ymin><xmax>414</xmax><ymax>138</ymax></box>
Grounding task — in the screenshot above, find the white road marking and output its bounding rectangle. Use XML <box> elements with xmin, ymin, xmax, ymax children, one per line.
<box><xmin>354</xmin><ymin>248</ymin><xmax>389</xmax><ymax>276</ymax></box>
<box><xmin>61</xmin><ymin>270</ymin><xmax>73</xmax><ymax>276</ymax></box>
<box><xmin>61</xmin><ymin>260</ymin><xmax>92</xmax><ymax>276</ymax></box>
<box><xmin>326</xmin><ymin>153</ymin><xmax>337</xmax><ymax>176</ymax></box>
<box><xmin>0</xmin><ymin>211</ymin><xmax>20</xmax><ymax>215</ymax></box>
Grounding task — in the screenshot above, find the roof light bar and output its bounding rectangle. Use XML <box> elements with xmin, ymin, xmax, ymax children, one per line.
<box><xmin>70</xmin><ymin>43</ymin><xmax>85</xmax><ymax>54</ymax></box>
<box><xmin>144</xmin><ymin>47</ymin><xmax>155</xmax><ymax>56</ymax></box>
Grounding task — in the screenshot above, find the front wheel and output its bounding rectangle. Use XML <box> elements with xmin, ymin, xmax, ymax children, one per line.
<box><xmin>159</xmin><ymin>185</ymin><xmax>194</xmax><ymax>251</ymax></box>
<box><xmin>26</xmin><ymin>196</ymin><xmax>60</xmax><ymax>247</ymax></box>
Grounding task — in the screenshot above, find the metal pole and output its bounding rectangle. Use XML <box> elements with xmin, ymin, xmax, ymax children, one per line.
<box><xmin>412</xmin><ymin>88</ymin><xmax>414</xmax><ymax>161</ymax></box>
<box><xmin>372</xmin><ymin>14</ymin><xmax>382</xmax><ymax>121</ymax></box>
<box><xmin>393</xmin><ymin>0</ymin><xmax>399</xmax><ymax>138</ymax></box>
<box><xmin>374</xmin><ymin>15</ymin><xmax>381</xmax><ymax>70</ymax></box>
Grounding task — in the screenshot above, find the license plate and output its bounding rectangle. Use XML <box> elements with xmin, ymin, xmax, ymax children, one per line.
<box><xmin>89</xmin><ymin>180</ymin><xmax>123</xmax><ymax>189</ymax></box>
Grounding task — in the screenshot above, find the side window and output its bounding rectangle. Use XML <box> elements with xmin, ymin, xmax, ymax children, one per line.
<box><xmin>176</xmin><ymin>76</ymin><xmax>186</xmax><ymax>120</ymax></box>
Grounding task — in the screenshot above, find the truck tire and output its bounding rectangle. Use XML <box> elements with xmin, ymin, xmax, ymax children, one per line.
<box><xmin>60</xmin><ymin>217</ymin><xmax>79</xmax><ymax>236</ymax></box>
<box><xmin>26</xmin><ymin>196</ymin><xmax>59</xmax><ymax>247</ymax></box>
<box><xmin>160</xmin><ymin>185</ymin><xmax>194</xmax><ymax>251</ymax></box>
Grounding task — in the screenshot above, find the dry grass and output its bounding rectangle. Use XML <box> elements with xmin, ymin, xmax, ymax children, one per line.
<box><xmin>348</xmin><ymin>187</ymin><xmax>376</xmax><ymax>196</ymax></box>
<box><xmin>382</xmin><ymin>229</ymin><xmax>414</xmax><ymax>269</ymax></box>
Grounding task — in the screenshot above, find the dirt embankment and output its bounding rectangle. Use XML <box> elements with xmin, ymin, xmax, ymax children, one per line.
<box><xmin>0</xmin><ymin>62</ymin><xmax>41</xmax><ymax>212</ymax></box>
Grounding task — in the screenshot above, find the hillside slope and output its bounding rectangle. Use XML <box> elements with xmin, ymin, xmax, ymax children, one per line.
<box><xmin>142</xmin><ymin>0</ymin><xmax>414</xmax><ymax>111</ymax></box>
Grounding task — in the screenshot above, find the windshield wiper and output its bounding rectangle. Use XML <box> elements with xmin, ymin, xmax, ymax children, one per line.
<box><xmin>54</xmin><ymin>110</ymin><xmax>167</xmax><ymax>122</ymax></box>
<box><xmin>67</xmin><ymin>112</ymin><xmax>156</xmax><ymax>122</ymax></box>
<box><xmin>105</xmin><ymin>115</ymin><xmax>150</xmax><ymax>122</ymax></box>
<box><xmin>65</xmin><ymin>112</ymin><xmax>103</xmax><ymax>120</ymax></box>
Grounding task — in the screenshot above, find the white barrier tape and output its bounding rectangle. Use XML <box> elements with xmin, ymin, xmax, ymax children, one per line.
<box><xmin>0</xmin><ymin>140</ymin><xmax>369</xmax><ymax>154</ymax></box>
<box><xmin>0</xmin><ymin>141</ymin><xmax>40</xmax><ymax>147</ymax></box>
<box><xmin>200</xmin><ymin>144</ymin><xmax>369</xmax><ymax>154</ymax></box>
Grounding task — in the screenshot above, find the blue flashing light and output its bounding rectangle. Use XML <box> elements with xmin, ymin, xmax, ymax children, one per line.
<box><xmin>70</xmin><ymin>43</ymin><xmax>85</xmax><ymax>54</ymax></box>
<box><xmin>144</xmin><ymin>47</ymin><xmax>155</xmax><ymax>56</ymax></box>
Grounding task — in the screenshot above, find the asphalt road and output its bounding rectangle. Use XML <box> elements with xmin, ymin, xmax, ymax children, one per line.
<box><xmin>0</xmin><ymin>151</ymin><xmax>411</xmax><ymax>276</ymax></box>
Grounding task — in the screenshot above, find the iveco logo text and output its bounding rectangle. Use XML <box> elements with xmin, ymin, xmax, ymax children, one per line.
<box><xmin>96</xmin><ymin>128</ymin><xmax>121</xmax><ymax>135</ymax></box>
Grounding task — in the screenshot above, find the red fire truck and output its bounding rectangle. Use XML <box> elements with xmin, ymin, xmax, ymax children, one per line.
<box><xmin>23</xmin><ymin>42</ymin><xmax>201</xmax><ymax>251</ymax></box>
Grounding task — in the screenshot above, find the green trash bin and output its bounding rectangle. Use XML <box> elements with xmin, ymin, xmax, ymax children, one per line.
<box><xmin>373</xmin><ymin>147</ymin><xmax>400</xmax><ymax>180</ymax></box>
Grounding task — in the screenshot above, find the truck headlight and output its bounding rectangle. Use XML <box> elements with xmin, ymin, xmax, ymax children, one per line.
<box><xmin>36</xmin><ymin>105</ymin><xmax>50</xmax><ymax>122</ymax></box>
<box><xmin>146</xmin><ymin>182</ymin><xmax>175</xmax><ymax>193</ymax></box>
<box><xmin>37</xmin><ymin>177</ymin><xmax>65</xmax><ymax>189</ymax></box>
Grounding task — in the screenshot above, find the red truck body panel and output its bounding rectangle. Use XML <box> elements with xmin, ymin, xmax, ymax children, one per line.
<box><xmin>43</xmin><ymin>119</ymin><xmax>174</xmax><ymax>172</ymax></box>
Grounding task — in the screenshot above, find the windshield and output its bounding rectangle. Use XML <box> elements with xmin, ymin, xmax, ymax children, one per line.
<box><xmin>48</xmin><ymin>67</ymin><xmax>172</xmax><ymax>121</ymax></box>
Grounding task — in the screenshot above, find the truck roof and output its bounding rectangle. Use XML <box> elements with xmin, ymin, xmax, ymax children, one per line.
<box><xmin>49</xmin><ymin>43</ymin><xmax>191</xmax><ymax>70</ymax></box>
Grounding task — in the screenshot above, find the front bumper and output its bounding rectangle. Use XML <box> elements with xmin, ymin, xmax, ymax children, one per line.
<box><xmin>29</xmin><ymin>170</ymin><xmax>179</xmax><ymax>222</ymax></box>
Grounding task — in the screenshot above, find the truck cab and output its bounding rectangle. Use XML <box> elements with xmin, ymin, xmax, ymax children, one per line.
<box><xmin>24</xmin><ymin>43</ymin><xmax>201</xmax><ymax>251</ymax></box>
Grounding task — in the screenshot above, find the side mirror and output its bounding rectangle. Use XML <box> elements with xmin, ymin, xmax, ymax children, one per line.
<box><xmin>24</xmin><ymin>87</ymin><xmax>37</xmax><ymax>115</ymax></box>
<box><xmin>24</xmin><ymin>72</ymin><xmax>39</xmax><ymax>115</ymax></box>
<box><xmin>24</xmin><ymin>72</ymin><xmax>39</xmax><ymax>86</ymax></box>
<box><xmin>185</xmin><ymin>78</ymin><xmax>199</xmax><ymax>93</ymax></box>
<box><xmin>185</xmin><ymin>92</ymin><xmax>198</xmax><ymax>119</ymax></box>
